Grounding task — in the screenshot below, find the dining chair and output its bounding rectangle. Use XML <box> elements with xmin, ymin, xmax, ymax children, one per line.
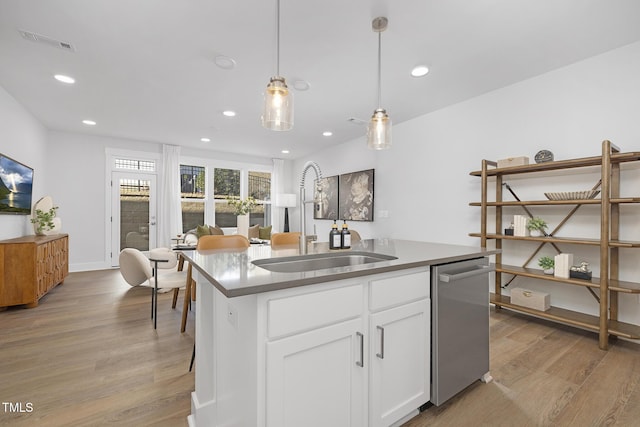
<box><xmin>270</xmin><ymin>232</ymin><xmax>301</xmax><ymax>247</ymax></box>
<box><xmin>349</xmin><ymin>229</ymin><xmax>362</xmax><ymax>243</ymax></box>
<box><xmin>119</xmin><ymin>247</ymin><xmax>187</xmax><ymax>329</ymax></box>
<box><xmin>181</xmin><ymin>235</ymin><xmax>250</xmax><ymax>333</ymax></box>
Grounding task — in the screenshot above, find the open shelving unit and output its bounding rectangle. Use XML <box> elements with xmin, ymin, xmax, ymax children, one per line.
<box><xmin>470</xmin><ymin>140</ymin><xmax>640</xmax><ymax>350</ymax></box>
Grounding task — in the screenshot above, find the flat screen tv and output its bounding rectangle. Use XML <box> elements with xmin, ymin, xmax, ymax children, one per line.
<box><xmin>0</xmin><ymin>153</ymin><xmax>33</xmax><ymax>215</ymax></box>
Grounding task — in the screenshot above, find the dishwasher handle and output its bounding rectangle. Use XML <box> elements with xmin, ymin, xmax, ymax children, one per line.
<box><xmin>439</xmin><ymin>265</ymin><xmax>494</xmax><ymax>283</ymax></box>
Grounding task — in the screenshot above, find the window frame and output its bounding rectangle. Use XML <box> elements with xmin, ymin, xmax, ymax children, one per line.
<box><xmin>179</xmin><ymin>156</ymin><xmax>272</xmax><ymax>233</ymax></box>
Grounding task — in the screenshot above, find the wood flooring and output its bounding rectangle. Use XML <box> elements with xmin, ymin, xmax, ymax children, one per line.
<box><xmin>1</xmin><ymin>269</ymin><xmax>639</xmax><ymax>426</ymax></box>
<box><xmin>0</xmin><ymin>269</ymin><xmax>195</xmax><ymax>427</ymax></box>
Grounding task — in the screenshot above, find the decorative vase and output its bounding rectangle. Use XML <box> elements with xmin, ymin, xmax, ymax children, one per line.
<box><xmin>543</xmin><ymin>268</ymin><xmax>554</xmax><ymax>275</ymax></box>
<box><xmin>237</xmin><ymin>214</ymin><xmax>249</xmax><ymax>238</ymax></box>
<box><xmin>529</xmin><ymin>229</ymin><xmax>543</xmax><ymax>237</ymax></box>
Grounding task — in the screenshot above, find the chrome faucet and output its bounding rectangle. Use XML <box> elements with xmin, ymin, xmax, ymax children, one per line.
<box><xmin>299</xmin><ymin>161</ymin><xmax>323</xmax><ymax>254</ymax></box>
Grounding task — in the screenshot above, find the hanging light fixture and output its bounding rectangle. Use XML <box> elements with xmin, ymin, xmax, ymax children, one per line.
<box><xmin>262</xmin><ymin>0</ymin><xmax>293</xmax><ymax>131</ymax></box>
<box><xmin>367</xmin><ymin>16</ymin><xmax>391</xmax><ymax>150</ymax></box>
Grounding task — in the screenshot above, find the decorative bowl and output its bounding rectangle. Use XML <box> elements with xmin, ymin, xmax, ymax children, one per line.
<box><xmin>544</xmin><ymin>190</ymin><xmax>600</xmax><ymax>201</ymax></box>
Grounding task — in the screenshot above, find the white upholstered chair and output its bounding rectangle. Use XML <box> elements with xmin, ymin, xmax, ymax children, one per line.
<box><xmin>119</xmin><ymin>247</ymin><xmax>187</xmax><ymax>329</ymax></box>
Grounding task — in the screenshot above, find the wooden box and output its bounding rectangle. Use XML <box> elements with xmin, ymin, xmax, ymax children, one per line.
<box><xmin>510</xmin><ymin>287</ymin><xmax>550</xmax><ymax>311</ymax></box>
<box><xmin>497</xmin><ymin>156</ymin><xmax>529</xmax><ymax>168</ymax></box>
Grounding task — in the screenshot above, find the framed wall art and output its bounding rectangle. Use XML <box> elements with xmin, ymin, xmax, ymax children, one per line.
<box><xmin>313</xmin><ymin>175</ymin><xmax>339</xmax><ymax>220</ymax></box>
<box><xmin>339</xmin><ymin>169</ymin><xmax>374</xmax><ymax>221</ymax></box>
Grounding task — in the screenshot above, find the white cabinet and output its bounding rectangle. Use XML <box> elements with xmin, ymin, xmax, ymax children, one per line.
<box><xmin>264</xmin><ymin>268</ymin><xmax>430</xmax><ymax>427</ymax></box>
<box><xmin>191</xmin><ymin>267</ymin><xmax>430</xmax><ymax>427</ymax></box>
<box><xmin>266</xmin><ymin>318</ymin><xmax>366</xmax><ymax>427</ymax></box>
<box><xmin>369</xmin><ymin>299</ymin><xmax>430</xmax><ymax>427</ymax></box>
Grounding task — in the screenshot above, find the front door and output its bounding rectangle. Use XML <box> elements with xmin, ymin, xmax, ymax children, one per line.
<box><xmin>111</xmin><ymin>172</ymin><xmax>157</xmax><ymax>266</ymax></box>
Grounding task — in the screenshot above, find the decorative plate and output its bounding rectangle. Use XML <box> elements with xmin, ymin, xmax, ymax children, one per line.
<box><xmin>534</xmin><ymin>149</ymin><xmax>554</xmax><ymax>163</ymax></box>
<box><xmin>544</xmin><ymin>190</ymin><xmax>600</xmax><ymax>200</ymax></box>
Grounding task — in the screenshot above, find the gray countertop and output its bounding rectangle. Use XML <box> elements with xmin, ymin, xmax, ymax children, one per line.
<box><xmin>180</xmin><ymin>239</ymin><xmax>499</xmax><ymax>298</ymax></box>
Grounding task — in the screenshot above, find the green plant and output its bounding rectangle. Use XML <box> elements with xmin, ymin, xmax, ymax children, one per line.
<box><xmin>538</xmin><ymin>256</ymin><xmax>555</xmax><ymax>270</ymax></box>
<box><xmin>30</xmin><ymin>206</ymin><xmax>59</xmax><ymax>234</ymax></box>
<box><xmin>227</xmin><ymin>196</ymin><xmax>256</xmax><ymax>216</ymax></box>
<box><xmin>527</xmin><ymin>217</ymin><xmax>548</xmax><ymax>232</ymax></box>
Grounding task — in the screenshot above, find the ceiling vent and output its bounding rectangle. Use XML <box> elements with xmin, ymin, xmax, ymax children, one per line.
<box><xmin>19</xmin><ymin>29</ymin><xmax>75</xmax><ymax>52</ymax></box>
<box><xmin>347</xmin><ymin>117</ymin><xmax>367</xmax><ymax>126</ymax></box>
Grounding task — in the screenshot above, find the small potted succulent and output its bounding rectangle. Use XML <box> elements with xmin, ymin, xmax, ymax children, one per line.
<box><xmin>538</xmin><ymin>256</ymin><xmax>555</xmax><ymax>274</ymax></box>
<box><xmin>527</xmin><ymin>217</ymin><xmax>548</xmax><ymax>237</ymax></box>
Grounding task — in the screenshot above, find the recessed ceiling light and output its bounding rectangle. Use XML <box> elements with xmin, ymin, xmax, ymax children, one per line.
<box><xmin>214</xmin><ymin>55</ymin><xmax>236</xmax><ymax>70</ymax></box>
<box><xmin>281</xmin><ymin>150</ymin><xmax>290</xmax><ymax>154</ymax></box>
<box><xmin>222</xmin><ymin>110</ymin><xmax>236</xmax><ymax>117</ymax></box>
<box><xmin>82</xmin><ymin>119</ymin><xmax>96</xmax><ymax>126</ymax></box>
<box><xmin>411</xmin><ymin>65</ymin><xmax>430</xmax><ymax>77</ymax></box>
<box><xmin>54</xmin><ymin>74</ymin><xmax>75</xmax><ymax>84</ymax></box>
<box><xmin>322</xmin><ymin>131</ymin><xmax>333</xmax><ymax>137</ymax></box>
<box><xmin>201</xmin><ymin>137</ymin><xmax>211</xmax><ymax>142</ymax></box>
<box><xmin>292</xmin><ymin>80</ymin><xmax>310</xmax><ymax>91</ymax></box>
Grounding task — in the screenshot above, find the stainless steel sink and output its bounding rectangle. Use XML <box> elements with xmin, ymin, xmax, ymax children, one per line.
<box><xmin>252</xmin><ymin>251</ymin><xmax>398</xmax><ymax>273</ymax></box>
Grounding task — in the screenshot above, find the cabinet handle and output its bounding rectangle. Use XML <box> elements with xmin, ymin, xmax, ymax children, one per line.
<box><xmin>356</xmin><ymin>332</ymin><xmax>364</xmax><ymax>367</ymax></box>
<box><xmin>376</xmin><ymin>326</ymin><xmax>385</xmax><ymax>359</ymax></box>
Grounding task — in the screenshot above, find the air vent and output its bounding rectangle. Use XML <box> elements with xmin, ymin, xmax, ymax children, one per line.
<box><xmin>19</xmin><ymin>29</ymin><xmax>75</xmax><ymax>52</ymax></box>
<box><xmin>347</xmin><ymin>117</ymin><xmax>367</xmax><ymax>126</ymax></box>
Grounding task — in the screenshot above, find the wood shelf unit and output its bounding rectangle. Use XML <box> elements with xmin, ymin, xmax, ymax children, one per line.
<box><xmin>0</xmin><ymin>234</ymin><xmax>69</xmax><ymax>308</ymax></box>
<box><xmin>470</xmin><ymin>141</ymin><xmax>640</xmax><ymax>349</ymax></box>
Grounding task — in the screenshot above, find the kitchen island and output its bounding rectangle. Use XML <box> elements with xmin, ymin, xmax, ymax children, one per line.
<box><xmin>182</xmin><ymin>239</ymin><xmax>498</xmax><ymax>427</ymax></box>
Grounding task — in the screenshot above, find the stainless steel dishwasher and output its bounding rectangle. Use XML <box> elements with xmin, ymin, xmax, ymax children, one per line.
<box><xmin>431</xmin><ymin>257</ymin><xmax>494</xmax><ymax>406</ymax></box>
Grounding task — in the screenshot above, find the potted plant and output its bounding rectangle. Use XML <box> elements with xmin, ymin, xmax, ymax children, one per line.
<box><xmin>30</xmin><ymin>206</ymin><xmax>59</xmax><ymax>235</ymax></box>
<box><xmin>538</xmin><ymin>256</ymin><xmax>555</xmax><ymax>274</ymax></box>
<box><xmin>227</xmin><ymin>196</ymin><xmax>256</xmax><ymax>237</ymax></box>
<box><xmin>227</xmin><ymin>196</ymin><xmax>256</xmax><ymax>216</ymax></box>
<box><xmin>527</xmin><ymin>217</ymin><xmax>548</xmax><ymax>237</ymax></box>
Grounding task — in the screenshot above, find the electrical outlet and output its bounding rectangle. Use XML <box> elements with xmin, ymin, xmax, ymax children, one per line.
<box><xmin>227</xmin><ymin>303</ymin><xmax>238</xmax><ymax>328</ymax></box>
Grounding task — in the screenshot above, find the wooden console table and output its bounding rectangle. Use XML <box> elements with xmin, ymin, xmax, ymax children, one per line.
<box><xmin>0</xmin><ymin>234</ymin><xmax>69</xmax><ymax>308</ymax></box>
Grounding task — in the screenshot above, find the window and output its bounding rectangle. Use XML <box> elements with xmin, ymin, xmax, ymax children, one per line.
<box><xmin>115</xmin><ymin>158</ymin><xmax>155</xmax><ymax>171</ymax></box>
<box><xmin>248</xmin><ymin>171</ymin><xmax>271</xmax><ymax>226</ymax></box>
<box><xmin>180</xmin><ymin>164</ymin><xmax>206</xmax><ymax>232</ymax></box>
<box><xmin>178</xmin><ymin>163</ymin><xmax>272</xmax><ymax>231</ymax></box>
<box><xmin>214</xmin><ymin>168</ymin><xmax>240</xmax><ymax>227</ymax></box>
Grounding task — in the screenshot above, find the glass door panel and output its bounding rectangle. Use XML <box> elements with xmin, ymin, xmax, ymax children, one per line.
<box><xmin>111</xmin><ymin>172</ymin><xmax>156</xmax><ymax>266</ymax></box>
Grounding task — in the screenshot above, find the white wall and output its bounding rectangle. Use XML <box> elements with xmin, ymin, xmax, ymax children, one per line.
<box><xmin>294</xmin><ymin>40</ymin><xmax>640</xmax><ymax>326</ymax></box>
<box><xmin>46</xmin><ymin>131</ymin><xmax>275</xmax><ymax>271</ymax></box>
<box><xmin>0</xmin><ymin>86</ymin><xmax>48</xmax><ymax>240</ymax></box>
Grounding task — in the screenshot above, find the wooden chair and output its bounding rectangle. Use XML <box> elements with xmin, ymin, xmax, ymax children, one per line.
<box><xmin>197</xmin><ymin>234</ymin><xmax>251</xmax><ymax>249</ymax></box>
<box><xmin>270</xmin><ymin>232</ymin><xmax>301</xmax><ymax>247</ymax></box>
<box><xmin>181</xmin><ymin>235</ymin><xmax>250</xmax><ymax>333</ymax></box>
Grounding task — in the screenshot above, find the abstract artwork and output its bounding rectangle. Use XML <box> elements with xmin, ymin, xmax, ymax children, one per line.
<box><xmin>339</xmin><ymin>169</ymin><xmax>374</xmax><ymax>221</ymax></box>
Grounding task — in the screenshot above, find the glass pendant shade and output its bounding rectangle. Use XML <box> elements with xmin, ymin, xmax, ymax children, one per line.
<box><xmin>262</xmin><ymin>76</ymin><xmax>294</xmax><ymax>131</ymax></box>
<box><xmin>367</xmin><ymin>108</ymin><xmax>392</xmax><ymax>150</ymax></box>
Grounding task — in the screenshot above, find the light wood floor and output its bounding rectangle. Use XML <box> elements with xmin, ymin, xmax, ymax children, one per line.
<box><xmin>2</xmin><ymin>270</ymin><xmax>640</xmax><ymax>426</ymax></box>
<box><xmin>405</xmin><ymin>308</ymin><xmax>640</xmax><ymax>427</ymax></box>
<box><xmin>0</xmin><ymin>269</ymin><xmax>195</xmax><ymax>427</ymax></box>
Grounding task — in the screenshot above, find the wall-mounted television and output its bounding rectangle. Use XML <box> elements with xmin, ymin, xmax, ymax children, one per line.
<box><xmin>0</xmin><ymin>153</ymin><xmax>33</xmax><ymax>215</ymax></box>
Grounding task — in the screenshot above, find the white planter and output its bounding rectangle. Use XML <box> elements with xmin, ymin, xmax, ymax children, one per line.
<box><xmin>237</xmin><ymin>214</ymin><xmax>249</xmax><ymax>238</ymax></box>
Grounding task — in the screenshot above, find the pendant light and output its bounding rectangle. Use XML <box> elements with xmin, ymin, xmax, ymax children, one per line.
<box><xmin>262</xmin><ymin>0</ymin><xmax>293</xmax><ymax>131</ymax></box>
<box><xmin>367</xmin><ymin>17</ymin><xmax>391</xmax><ymax>150</ymax></box>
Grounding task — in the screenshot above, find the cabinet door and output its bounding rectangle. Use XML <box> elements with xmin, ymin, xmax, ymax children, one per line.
<box><xmin>266</xmin><ymin>318</ymin><xmax>366</xmax><ymax>427</ymax></box>
<box><xmin>369</xmin><ymin>299</ymin><xmax>430</xmax><ymax>427</ymax></box>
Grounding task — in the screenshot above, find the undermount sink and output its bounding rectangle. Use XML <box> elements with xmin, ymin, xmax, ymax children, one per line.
<box><xmin>252</xmin><ymin>251</ymin><xmax>398</xmax><ymax>273</ymax></box>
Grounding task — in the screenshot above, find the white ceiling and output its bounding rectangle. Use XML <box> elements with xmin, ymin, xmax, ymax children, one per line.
<box><xmin>1</xmin><ymin>1</ymin><xmax>640</xmax><ymax>159</ymax></box>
